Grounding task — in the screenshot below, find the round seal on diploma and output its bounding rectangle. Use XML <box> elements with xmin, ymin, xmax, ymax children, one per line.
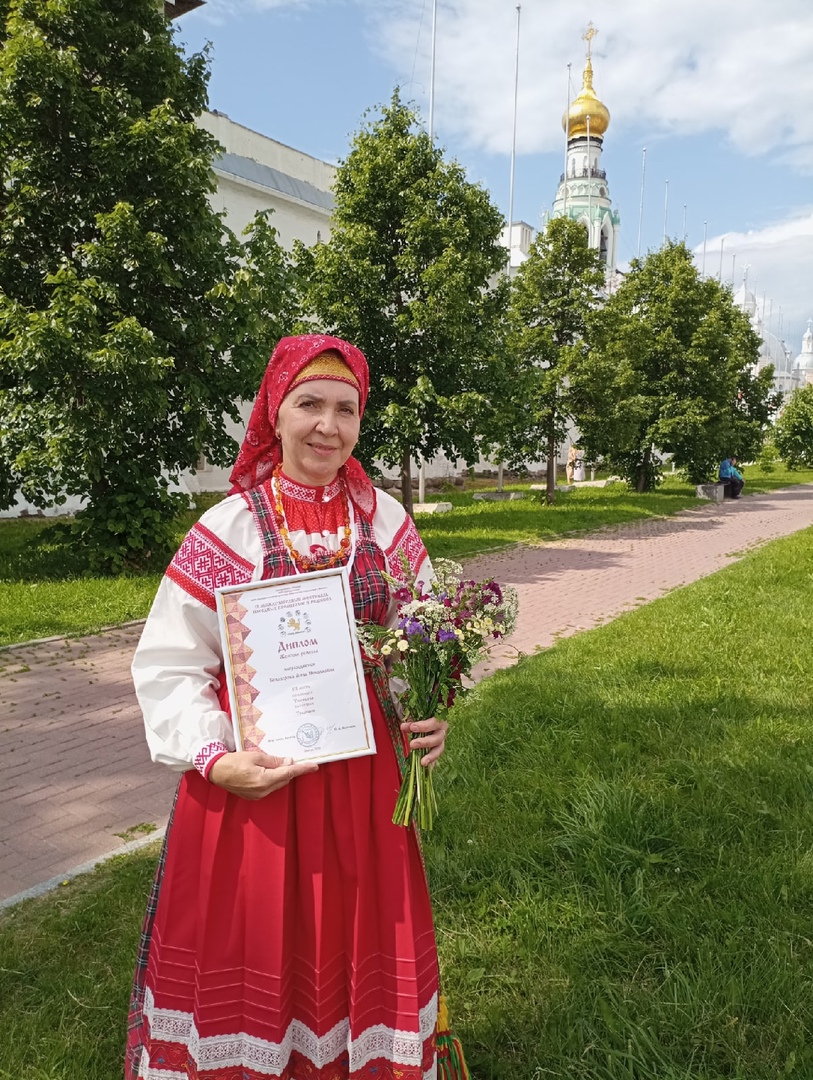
<box><xmin>296</xmin><ymin>722</ymin><xmax>321</xmax><ymax>749</ymax></box>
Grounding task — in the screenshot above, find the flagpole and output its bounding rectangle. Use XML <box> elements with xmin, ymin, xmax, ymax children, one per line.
<box><xmin>498</xmin><ymin>3</ymin><xmax>521</xmax><ymax>494</ymax></box>
<box><xmin>562</xmin><ymin>62</ymin><xmax>572</xmax><ymax>215</ymax></box>
<box><xmin>663</xmin><ymin>179</ymin><xmax>669</xmax><ymax>243</ymax></box>
<box><xmin>636</xmin><ymin>147</ymin><xmax>646</xmax><ymax>258</ymax></box>
<box><xmin>586</xmin><ymin>114</ymin><xmax>592</xmax><ymax>247</ymax></box>
<box><xmin>506</xmin><ymin>3</ymin><xmax>521</xmax><ymax>275</ymax></box>
<box><xmin>428</xmin><ymin>0</ymin><xmax>437</xmax><ymax>140</ymax></box>
<box><xmin>419</xmin><ymin>0</ymin><xmax>438</xmax><ymax>507</ymax></box>
<box><xmin>701</xmin><ymin>220</ymin><xmax>707</xmax><ymax>275</ymax></box>
<box><xmin>718</xmin><ymin>236</ymin><xmax>725</xmax><ymax>282</ymax></box>
<box><xmin>682</xmin><ymin>203</ymin><xmax>687</xmax><ymax>242</ymax></box>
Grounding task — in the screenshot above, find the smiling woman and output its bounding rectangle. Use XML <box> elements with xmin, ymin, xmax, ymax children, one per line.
<box><xmin>275</xmin><ymin>362</ymin><xmax>362</xmax><ymax>488</ymax></box>
<box><xmin>126</xmin><ymin>334</ymin><xmax>455</xmax><ymax>1080</ymax></box>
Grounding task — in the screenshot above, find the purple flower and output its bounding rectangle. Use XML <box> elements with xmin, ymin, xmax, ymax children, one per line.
<box><xmin>399</xmin><ymin>617</ymin><xmax>429</xmax><ymax>642</ymax></box>
<box><xmin>437</xmin><ymin>628</ymin><xmax>457</xmax><ymax>642</ymax></box>
<box><xmin>483</xmin><ymin>581</ymin><xmax>503</xmax><ymax>604</ymax></box>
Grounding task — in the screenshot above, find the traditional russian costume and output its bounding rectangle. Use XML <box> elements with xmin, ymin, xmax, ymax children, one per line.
<box><xmin>126</xmin><ymin>335</ymin><xmax>441</xmax><ymax>1080</ymax></box>
<box><xmin>127</xmin><ymin>473</ymin><xmax>439</xmax><ymax>1079</ymax></box>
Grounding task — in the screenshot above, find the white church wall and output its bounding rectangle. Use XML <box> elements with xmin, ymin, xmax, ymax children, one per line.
<box><xmin>4</xmin><ymin>112</ymin><xmax>337</xmax><ymax>518</ymax></box>
<box><xmin>208</xmin><ymin>173</ymin><xmax>329</xmax><ymax>250</ymax></box>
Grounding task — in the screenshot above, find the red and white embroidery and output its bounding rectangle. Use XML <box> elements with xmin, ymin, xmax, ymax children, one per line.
<box><xmin>193</xmin><ymin>740</ymin><xmax>230</xmax><ymax>779</ymax></box>
<box><xmin>277</xmin><ymin>472</ymin><xmax>342</xmax><ymax>504</ymax></box>
<box><xmin>385</xmin><ymin>517</ymin><xmax>428</xmax><ymax>583</ymax></box>
<box><xmin>166</xmin><ymin>523</ymin><xmax>255</xmax><ymax>610</ymax></box>
<box><xmin>142</xmin><ymin>987</ymin><xmax>437</xmax><ymax>1079</ymax></box>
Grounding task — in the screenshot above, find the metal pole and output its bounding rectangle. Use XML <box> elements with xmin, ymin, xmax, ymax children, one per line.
<box><xmin>428</xmin><ymin>0</ymin><xmax>437</xmax><ymax>140</ymax></box>
<box><xmin>682</xmin><ymin>203</ymin><xmax>687</xmax><ymax>242</ymax></box>
<box><xmin>562</xmin><ymin>63</ymin><xmax>572</xmax><ymax>215</ymax></box>
<box><xmin>506</xmin><ymin>3</ymin><xmax>521</xmax><ymax>276</ymax></box>
<box><xmin>762</xmin><ymin>293</ymin><xmax>768</xmax><ymax>355</ymax></box>
<box><xmin>718</xmin><ymin>236</ymin><xmax>725</xmax><ymax>281</ymax></box>
<box><xmin>663</xmin><ymin>179</ymin><xmax>669</xmax><ymax>243</ymax></box>
<box><xmin>636</xmin><ymin>147</ymin><xmax>646</xmax><ymax>258</ymax></box>
<box><xmin>701</xmin><ymin>221</ymin><xmax>707</xmax><ymax>275</ymax></box>
<box><xmin>586</xmin><ymin>114</ymin><xmax>592</xmax><ymax>247</ymax></box>
<box><xmin>419</xmin><ymin>0</ymin><xmax>438</xmax><ymax>506</ymax></box>
<box><xmin>731</xmin><ymin>252</ymin><xmax>736</xmax><ymax>284</ymax></box>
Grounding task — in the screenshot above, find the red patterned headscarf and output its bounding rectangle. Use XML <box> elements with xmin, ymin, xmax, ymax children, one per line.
<box><xmin>228</xmin><ymin>334</ymin><xmax>376</xmax><ymax>519</ymax></box>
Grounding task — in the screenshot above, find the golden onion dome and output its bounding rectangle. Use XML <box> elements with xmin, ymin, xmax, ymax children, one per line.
<box><xmin>563</xmin><ymin>56</ymin><xmax>610</xmax><ymax>140</ymax></box>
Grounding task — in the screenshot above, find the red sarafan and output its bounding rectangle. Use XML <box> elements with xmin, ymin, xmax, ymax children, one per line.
<box><xmin>127</xmin><ymin>334</ymin><xmax>464</xmax><ymax>1079</ymax></box>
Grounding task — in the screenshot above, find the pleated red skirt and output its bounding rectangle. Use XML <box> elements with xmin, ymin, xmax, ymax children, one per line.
<box><xmin>126</xmin><ymin>678</ymin><xmax>439</xmax><ymax>1079</ymax></box>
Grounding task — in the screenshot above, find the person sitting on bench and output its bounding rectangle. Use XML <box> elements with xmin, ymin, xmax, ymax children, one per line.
<box><xmin>719</xmin><ymin>455</ymin><xmax>744</xmax><ymax>499</ymax></box>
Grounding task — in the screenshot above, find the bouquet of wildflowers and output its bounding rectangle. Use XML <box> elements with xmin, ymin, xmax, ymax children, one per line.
<box><xmin>358</xmin><ymin>558</ymin><xmax>518</xmax><ymax>829</ymax></box>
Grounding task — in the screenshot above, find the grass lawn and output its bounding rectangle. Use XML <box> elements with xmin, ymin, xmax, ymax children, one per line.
<box><xmin>0</xmin><ymin>464</ymin><xmax>810</xmax><ymax>647</ymax></box>
<box><xmin>427</xmin><ymin>523</ymin><xmax>813</xmax><ymax>1078</ymax></box>
<box><xmin>415</xmin><ymin>477</ymin><xmax>702</xmax><ymax>560</ymax></box>
<box><xmin>2</xmin><ymin>524</ymin><xmax>813</xmax><ymax>1077</ymax></box>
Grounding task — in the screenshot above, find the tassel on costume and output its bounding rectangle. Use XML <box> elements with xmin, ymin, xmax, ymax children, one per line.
<box><xmin>436</xmin><ymin>993</ymin><xmax>470</xmax><ymax>1080</ymax></box>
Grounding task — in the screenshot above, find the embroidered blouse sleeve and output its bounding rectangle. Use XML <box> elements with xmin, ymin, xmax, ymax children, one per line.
<box><xmin>372</xmin><ymin>490</ymin><xmax>434</xmax><ymax>627</ymax></box>
<box><xmin>131</xmin><ymin>495</ymin><xmax>263</xmax><ymax>774</ymax></box>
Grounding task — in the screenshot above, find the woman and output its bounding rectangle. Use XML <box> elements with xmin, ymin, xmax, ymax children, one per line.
<box><xmin>126</xmin><ymin>335</ymin><xmax>449</xmax><ymax>1080</ymax></box>
<box><xmin>565</xmin><ymin>444</ymin><xmax>578</xmax><ymax>485</ymax></box>
<box><xmin>573</xmin><ymin>448</ymin><xmax>586</xmax><ymax>484</ymax></box>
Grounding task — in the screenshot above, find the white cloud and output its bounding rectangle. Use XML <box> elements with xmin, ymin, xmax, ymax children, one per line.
<box><xmin>694</xmin><ymin>210</ymin><xmax>813</xmax><ymax>347</ymax></box>
<box><xmin>369</xmin><ymin>0</ymin><xmax>813</xmax><ymax>166</ymax></box>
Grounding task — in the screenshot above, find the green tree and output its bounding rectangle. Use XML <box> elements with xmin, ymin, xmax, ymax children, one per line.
<box><xmin>302</xmin><ymin>91</ymin><xmax>509</xmax><ymax>516</ymax></box>
<box><xmin>504</xmin><ymin>216</ymin><xmax>605</xmax><ymax>504</ymax></box>
<box><xmin>0</xmin><ymin>0</ymin><xmax>292</xmax><ymax>569</ymax></box>
<box><xmin>774</xmin><ymin>385</ymin><xmax>813</xmax><ymax>468</ymax></box>
<box><xmin>570</xmin><ymin>242</ymin><xmax>770</xmax><ymax>491</ymax></box>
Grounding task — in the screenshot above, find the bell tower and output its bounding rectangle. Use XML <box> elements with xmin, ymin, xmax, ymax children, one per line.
<box><xmin>551</xmin><ymin>24</ymin><xmax>620</xmax><ymax>273</ymax></box>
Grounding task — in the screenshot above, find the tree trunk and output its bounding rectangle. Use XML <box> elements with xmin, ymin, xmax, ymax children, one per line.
<box><xmin>400</xmin><ymin>448</ymin><xmax>414</xmax><ymax>517</ymax></box>
<box><xmin>546</xmin><ymin>432</ymin><xmax>557</xmax><ymax>505</ymax></box>
<box><xmin>636</xmin><ymin>446</ymin><xmax>651</xmax><ymax>493</ymax></box>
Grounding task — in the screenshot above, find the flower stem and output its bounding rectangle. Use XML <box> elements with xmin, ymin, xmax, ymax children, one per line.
<box><xmin>392</xmin><ymin>735</ymin><xmax>438</xmax><ymax>830</ymax></box>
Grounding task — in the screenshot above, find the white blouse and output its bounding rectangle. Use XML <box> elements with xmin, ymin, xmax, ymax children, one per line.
<box><xmin>131</xmin><ymin>488</ymin><xmax>432</xmax><ymax>773</ymax></box>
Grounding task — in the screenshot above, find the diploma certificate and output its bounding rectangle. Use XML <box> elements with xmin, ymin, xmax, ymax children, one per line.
<box><xmin>215</xmin><ymin>567</ymin><xmax>376</xmax><ymax>764</ymax></box>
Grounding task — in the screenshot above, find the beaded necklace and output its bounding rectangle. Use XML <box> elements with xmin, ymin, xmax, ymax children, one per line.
<box><xmin>271</xmin><ymin>464</ymin><xmax>353</xmax><ymax>574</ymax></box>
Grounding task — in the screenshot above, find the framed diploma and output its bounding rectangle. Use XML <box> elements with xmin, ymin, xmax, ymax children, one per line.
<box><xmin>215</xmin><ymin>567</ymin><xmax>376</xmax><ymax>765</ymax></box>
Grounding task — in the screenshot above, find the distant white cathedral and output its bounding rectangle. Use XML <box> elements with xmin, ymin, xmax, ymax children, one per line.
<box><xmin>732</xmin><ymin>277</ymin><xmax>813</xmax><ymax>398</ymax></box>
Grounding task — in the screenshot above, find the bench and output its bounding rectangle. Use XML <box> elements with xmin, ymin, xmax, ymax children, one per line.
<box><xmin>696</xmin><ymin>483</ymin><xmax>726</xmax><ymax>501</ymax></box>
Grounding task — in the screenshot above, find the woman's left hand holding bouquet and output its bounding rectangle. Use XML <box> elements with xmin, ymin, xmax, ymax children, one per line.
<box><xmin>400</xmin><ymin>716</ymin><xmax>448</xmax><ymax>768</ymax></box>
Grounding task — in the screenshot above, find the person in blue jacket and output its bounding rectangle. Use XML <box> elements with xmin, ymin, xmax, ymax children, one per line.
<box><xmin>719</xmin><ymin>455</ymin><xmax>744</xmax><ymax>498</ymax></box>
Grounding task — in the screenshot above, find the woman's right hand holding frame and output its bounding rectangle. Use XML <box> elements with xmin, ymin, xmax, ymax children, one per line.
<box><xmin>209</xmin><ymin>751</ymin><xmax>319</xmax><ymax>800</ymax></box>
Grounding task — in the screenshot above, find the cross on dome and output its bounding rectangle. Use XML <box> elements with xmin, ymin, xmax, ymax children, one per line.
<box><xmin>582</xmin><ymin>22</ymin><xmax>598</xmax><ymax>58</ymax></box>
<box><xmin>564</xmin><ymin>22</ymin><xmax>610</xmax><ymax>139</ymax></box>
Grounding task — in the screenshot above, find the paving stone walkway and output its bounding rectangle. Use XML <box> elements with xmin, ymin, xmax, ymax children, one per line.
<box><xmin>2</xmin><ymin>485</ymin><xmax>812</xmax><ymax>904</ymax></box>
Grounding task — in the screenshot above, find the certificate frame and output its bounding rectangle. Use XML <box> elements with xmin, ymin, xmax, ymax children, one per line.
<box><xmin>215</xmin><ymin>566</ymin><xmax>376</xmax><ymax>765</ymax></box>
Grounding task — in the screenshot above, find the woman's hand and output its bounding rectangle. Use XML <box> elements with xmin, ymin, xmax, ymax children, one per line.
<box><xmin>400</xmin><ymin>716</ymin><xmax>449</xmax><ymax>768</ymax></box>
<box><xmin>208</xmin><ymin>750</ymin><xmax>319</xmax><ymax>800</ymax></box>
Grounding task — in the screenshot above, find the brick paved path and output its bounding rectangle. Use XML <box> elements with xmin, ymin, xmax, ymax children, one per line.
<box><xmin>2</xmin><ymin>485</ymin><xmax>812</xmax><ymax>904</ymax></box>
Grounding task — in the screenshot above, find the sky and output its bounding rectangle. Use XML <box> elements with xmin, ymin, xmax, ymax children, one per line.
<box><xmin>173</xmin><ymin>0</ymin><xmax>813</xmax><ymax>361</ymax></box>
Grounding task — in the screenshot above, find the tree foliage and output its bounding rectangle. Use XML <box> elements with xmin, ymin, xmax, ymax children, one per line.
<box><xmin>301</xmin><ymin>91</ymin><xmax>509</xmax><ymax>515</ymax></box>
<box><xmin>774</xmin><ymin>385</ymin><xmax>813</xmax><ymax>469</ymax></box>
<box><xmin>0</xmin><ymin>0</ymin><xmax>292</xmax><ymax>569</ymax></box>
<box><xmin>570</xmin><ymin>242</ymin><xmax>772</xmax><ymax>490</ymax></box>
<box><xmin>503</xmin><ymin>216</ymin><xmax>605</xmax><ymax>503</ymax></box>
